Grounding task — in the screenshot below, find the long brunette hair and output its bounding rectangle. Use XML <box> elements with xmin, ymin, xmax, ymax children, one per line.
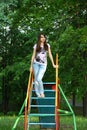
<box><xmin>36</xmin><ymin>33</ymin><xmax>48</xmax><ymax>52</ymax></box>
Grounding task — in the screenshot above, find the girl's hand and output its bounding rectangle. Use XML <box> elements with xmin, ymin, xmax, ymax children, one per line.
<box><xmin>53</xmin><ymin>64</ymin><xmax>58</xmax><ymax>69</ymax></box>
<box><xmin>30</xmin><ymin>66</ymin><xmax>33</xmax><ymax>72</ymax></box>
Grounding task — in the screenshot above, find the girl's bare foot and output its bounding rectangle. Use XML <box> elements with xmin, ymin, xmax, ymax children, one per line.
<box><xmin>40</xmin><ymin>93</ymin><xmax>45</xmax><ymax>98</ymax></box>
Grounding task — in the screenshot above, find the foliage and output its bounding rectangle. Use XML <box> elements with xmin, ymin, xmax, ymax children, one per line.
<box><xmin>58</xmin><ymin>25</ymin><xmax>87</xmax><ymax>98</ymax></box>
<box><xmin>0</xmin><ymin>0</ymin><xmax>87</xmax><ymax>113</ymax></box>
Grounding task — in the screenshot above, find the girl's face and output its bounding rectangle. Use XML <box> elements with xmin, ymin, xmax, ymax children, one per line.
<box><xmin>40</xmin><ymin>34</ymin><xmax>46</xmax><ymax>43</ymax></box>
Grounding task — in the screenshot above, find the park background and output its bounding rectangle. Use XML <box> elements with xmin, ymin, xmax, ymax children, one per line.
<box><xmin>0</xmin><ymin>0</ymin><xmax>87</xmax><ymax>130</ymax></box>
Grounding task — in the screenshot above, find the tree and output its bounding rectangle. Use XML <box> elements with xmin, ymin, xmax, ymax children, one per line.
<box><xmin>0</xmin><ymin>0</ymin><xmax>87</xmax><ymax>115</ymax></box>
<box><xmin>0</xmin><ymin>0</ymin><xmax>24</xmax><ymax>114</ymax></box>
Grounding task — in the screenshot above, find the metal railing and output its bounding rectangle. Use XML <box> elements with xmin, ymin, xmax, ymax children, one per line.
<box><xmin>55</xmin><ymin>53</ymin><xmax>59</xmax><ymax>130</ymax></box>
<box><xmin>58</xmin><ymin>84</ymin><xmax>77</xmax><ymax>130</ymax></box>
<box><xmin>55</xmin><ymin>53</ymin><xmax>77</xmax><ymax>130</ymax></box>
<box><xmin>24</xmin><ymin>71</ymin><xmax>33</xmax><ymax>130</ymax></box>
<box><xmin>12</xmin><ymin>53</ymin><xmax>77</xmax><ymax>130</ymax></box>
<box><xmin>12</xmin><ymin>71</ymin><xmax>33</xmax><ymax>130</ymax></box>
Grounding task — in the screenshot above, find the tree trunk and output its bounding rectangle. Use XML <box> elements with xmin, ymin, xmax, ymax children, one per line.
<box><xmin>72</xmin><ymin>93</ymin><xmax>76</xmax><ymax>107</ymax></box>
<box><xmin>83</xmin><ymin>92</ymin><xmax>87</xmax><ymax>117</ymax></box>
<box><xmin>2</xmin><ymin>76</ymin><xmax>8</xmax><ymax>115</ymax></box>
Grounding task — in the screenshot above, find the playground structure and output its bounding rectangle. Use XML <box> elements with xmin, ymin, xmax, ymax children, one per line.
<box><xmin>12</xmin><ymin>54</ymin><xmax>77</xmax><ymax>130</ymax></box>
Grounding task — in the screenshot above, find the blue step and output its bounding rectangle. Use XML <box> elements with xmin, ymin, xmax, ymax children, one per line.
<box><xmin>31</xmin><ymin>105</ymin><xmax>55</xmax><ymax>107</ymax></box>
<box><xmin>32</xmin><ymin>90</ymin><xmax>55</xmax><ymax>92</ymax></box>
<box><xmin>28</xmin><ymin>122</ymin><xmax>56</xmax><ymax>125</ymax></box>
<box><xmin>29</xmin><ymin>113</ymin><xmax>55</xmax><ymax>116</ymax></box>
<box><xmin>29</xmin><ymin>84</ymin><xmax>56</xmax><ymax>129</ymax></box>
<box><xmin>31</xmin><ymin>97</ymin><xmax>55</xmax><ymax>99</ymax></box>
<box><xmin>36</xmin><ymin>88</ymin><xmax>56</xmax><ymax>129</ymax></box>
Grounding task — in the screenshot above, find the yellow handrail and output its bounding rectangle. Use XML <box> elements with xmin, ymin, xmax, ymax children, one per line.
<box><xmin>24</xmin><ymin>70</ymin><xmax>33</xmax><ymax>130</ymax></box>
<box><xmin>56</xmin><ymin>53</ymin><xmax>58</xmax><ymax>107</ymax></box>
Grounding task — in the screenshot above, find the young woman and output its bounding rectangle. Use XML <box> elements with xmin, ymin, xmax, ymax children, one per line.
<box><xmin>30</xmin><ymin>33</ymin><xmax>57</xmax><ymax>97</ymax></box>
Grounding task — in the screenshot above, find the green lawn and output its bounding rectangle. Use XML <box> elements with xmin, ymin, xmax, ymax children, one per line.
<box><xmin>0</xmin><ymin>115</ymin><xmax>87</xmax><ymax>130</ymax></box>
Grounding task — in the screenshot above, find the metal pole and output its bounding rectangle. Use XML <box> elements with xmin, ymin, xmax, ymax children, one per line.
<box><xmin>55</xmin><ymin>53</ymin><xmax>59</xmax><ymax>130</ymax></box>
<box><xmin>58</xmin><ymin>85</ymin><xmax>77</xmax><ymax>130</ymax></box>
<box><xmin>12</xmin><ymin>99</ymin><xmax>26</xmax><ymax>130</ymax></box>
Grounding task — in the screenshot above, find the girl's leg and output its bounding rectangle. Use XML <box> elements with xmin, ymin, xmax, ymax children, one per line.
<box><xmin>37</xmin><ymin>65</ymin><xmax>46</xmax><ymax>96</ymax></box>
<box><xmin>33</xmin><ymin>63</ymin><xmax>40</xmax><ymax>96</ymax></box>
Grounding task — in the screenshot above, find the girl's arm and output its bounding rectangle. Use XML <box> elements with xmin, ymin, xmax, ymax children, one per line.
<box><xmin>30</xmin><ymin>48</ymin><xmax>36</xmax><ymax>71</ymax></box>
<box><xmin>48</xmin><ymin>47</ymin><xmax>57</xmax><ymax>68</ymax></box>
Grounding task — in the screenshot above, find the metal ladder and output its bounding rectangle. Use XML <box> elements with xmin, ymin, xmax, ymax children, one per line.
<box><xmin>28</xmin><ymin>83</ymin><xmax>56</xmax><ymax>130</ymax></box>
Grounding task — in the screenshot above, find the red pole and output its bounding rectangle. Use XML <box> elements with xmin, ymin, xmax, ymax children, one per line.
<box><xmin>55</xmin><ymin>54</ymin><xmax>60</xmax><ymax>130</ymax></box>
<box><xmin>56</xmin><ymin>89</ymin><xmax>60</xmax><ymax>130</ymax></box>
<box><xmin>56</xmin><ymin>106</ymin><xmax>58</xmax><ymax>130</ymax></box>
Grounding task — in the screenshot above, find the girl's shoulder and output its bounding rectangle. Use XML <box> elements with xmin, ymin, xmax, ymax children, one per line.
<box><xmin>33</xmin><ymin>44</ymin><xmax>37</xmax><ymax>49</ymax></box>
<box><xmin>33</xmin><ymin>43</ymin><xmax>50</xmax><ymax>49</ymax></box>
<box><xmin>47</xmin><ymin>43</ymin><xmax>50</xmax><ymax>48</ymax></box>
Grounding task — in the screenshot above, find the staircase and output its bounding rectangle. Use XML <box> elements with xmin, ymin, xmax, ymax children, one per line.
<box><xmin>12</xmin><ymin>54</ymin><xmax>77</xmax><ymax>130</ymax></box>
<box><xmin>28</xmin><ymin>83</ymin><xmax>57</xmax><ymax>130</ymax></box>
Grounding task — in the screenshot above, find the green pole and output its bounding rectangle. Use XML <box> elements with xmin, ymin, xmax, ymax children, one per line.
<box><xmin>58</xmin><ymin>109</ymin><xmax>72</xmax><ymax>114</ymax></box>
<box><xmin>58</xmin><ymin>85</ymin><xmax>77</xmax><ymax>130</ymax></box>
<box><xmin>58</xmin><ymin>85</ymin><xmax>73</xmax><ymax>113</ymax></box>
<box><xmin>12</xmin><ymin>99</ymin><xmax>26</xmax><ymax>130</ymax></box>
<box><xmin>73</xmin><ymin>113</ymin><xmax>77</xmax><ymax>130</ymax></box>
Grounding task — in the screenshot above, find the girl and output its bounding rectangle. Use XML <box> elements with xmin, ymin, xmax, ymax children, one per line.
<box><xmin>30</xmin><ymin>33</ymin><xmax>57</xmax><ymax>97</ymax></box>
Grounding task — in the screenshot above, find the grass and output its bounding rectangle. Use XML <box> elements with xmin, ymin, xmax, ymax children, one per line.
<box><xmin>0</xmin><ymin>116</ymin><xmax>23</xmax><ymax>130</ymax></box>
<box><xmin>0</xmin><ymin>115</ymin><xmax>87</xmax><ymax>130</ymax></box>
